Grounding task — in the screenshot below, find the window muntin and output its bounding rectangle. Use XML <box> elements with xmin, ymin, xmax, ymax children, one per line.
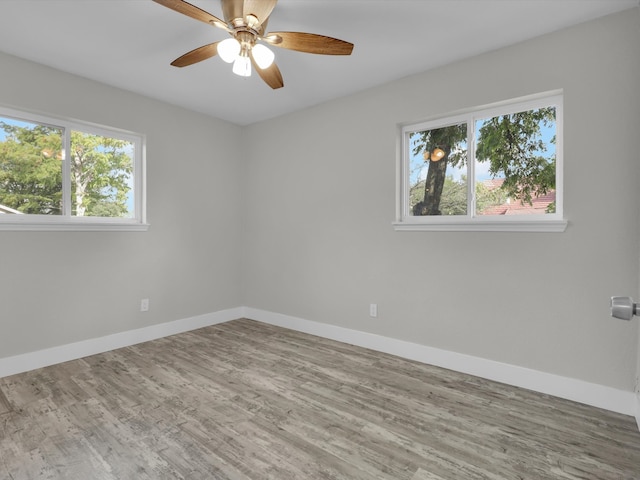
<box><xmin>397</xmin><ymin>92</ymin><xmax>565</xmax><ymax>232</ymax></box>
<box><xmin>0</xmin><ymin>107</ymin><xmax>146</xmax><ymax>230</ymax></box>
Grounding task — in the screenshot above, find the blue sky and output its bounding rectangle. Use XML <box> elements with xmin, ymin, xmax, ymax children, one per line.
<box><xmin>0</xmin><ymin>116</ymin><xmax>41</xmax><ymax>141</ymax></box>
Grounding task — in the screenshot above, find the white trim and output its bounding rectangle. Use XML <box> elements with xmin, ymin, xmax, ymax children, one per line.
<box><xmin>0</xmin><ymin>307</ymin><xmax>242</xmax><ymax>378</ymax></box>
<box><xmin>1</xmin><ymin>306</ymin><xmax>635</xmax><ymax>420</ymax></box>
<box><xmin>0</xmin><ymin>221</ymin><xmax>150</xmax><ymax>231</ymax></box>
<box><xmin>392</xmin><ymin>219</ymin><xmax>568</xmax><ymax>232</ymax></box>
<box><xmin>636</xmin><ymin>392</ymin><xmax>640</xmax><ymax>432</ymax></box>
<box><xmin>244</xmin><ymin>307</ymin><xmax>636</xmax><ymax>416</ymax></box>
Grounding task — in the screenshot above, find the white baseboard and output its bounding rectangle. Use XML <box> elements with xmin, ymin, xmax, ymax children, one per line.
<box><xmin>1</xmin><ymin>305</ymin><xmax>636</xmax><ymax>419</ymax></box>
<box><xmin>0</xmin><ymin>307</ymin><xmax>243</xmax><ymax>378</ymax></box>
<box><xmin>244</xmin><ymin>307</ymin><xmax>637</xmax><ymax>417</ymax></box>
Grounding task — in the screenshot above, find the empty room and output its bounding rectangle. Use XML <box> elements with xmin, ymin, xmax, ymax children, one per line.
<box><xmin>0</xmin><ymin>0</ymin><xmax>639</xmax><ymax>478</ymax></box>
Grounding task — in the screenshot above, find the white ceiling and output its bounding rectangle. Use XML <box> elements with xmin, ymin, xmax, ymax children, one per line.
<box><xmin>0</xmin><ymin>0</ymin><xmax>637</xmax><ymax>126</ymax></box>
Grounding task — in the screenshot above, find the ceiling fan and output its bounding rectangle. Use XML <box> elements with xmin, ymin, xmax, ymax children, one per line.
<box><xmin>153</xmin><ymin>0</ymin><xmax>354</xmax><ymax>89</ymax></box>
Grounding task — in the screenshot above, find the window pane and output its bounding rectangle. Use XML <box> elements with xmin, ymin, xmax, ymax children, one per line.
<box><xmin>0</xmin><ymin>117</ymin><xmax>63</xmax><ymax>215</ymax></box>
<box><xmin>409</xmin><ymin>123</ymin><xmax>467</xmax><ymax>216</ymax></box>
<box><xmin>70</xmin><ymin>131</ymin><xmax>134</xmax><ymax>218</ymax></box>
<box><xmin>475</xmin><ymin>107</ymin><xmax>556</xmax><ymax>216</ymax></box>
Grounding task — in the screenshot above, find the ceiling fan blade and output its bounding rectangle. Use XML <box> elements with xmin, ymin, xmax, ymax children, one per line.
<box><xmin>221</xmin><ymin>0</ymin><xmax>243</xmax><ymax>23</ymax></box>
<box><xmin>153</xmin><ymin>0</ymin><xmax>228</xmax><ymax>30</ymax></box>
<box><xmin>250</xmin><ymin>55</ymin><xmax>284</xmax><ymax>89</ymax></box>
<box><xmin>243</xmin><ymin>0</ymin><xmax>277</xmax><ymax>25</ymax></box>
<box><xmin>171</xmin><ymin>42</ymin><xmax>220</xmax><ymax>67</ymax></box>
<box><xmin>265</xmin><ymin>32</ymin><xmax>354</xmax><ymax>55</ymax></box>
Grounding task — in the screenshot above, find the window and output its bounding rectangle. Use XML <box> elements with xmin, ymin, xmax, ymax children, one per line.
<box><xmin>395</xmin><ymin>92</ymin><xmax>566</xmax><ymax>232</ymax></box>
<box><xmin>0</xmin><ymin>106</ymin><xmax>146</xmax><ymax>231</ymax></box>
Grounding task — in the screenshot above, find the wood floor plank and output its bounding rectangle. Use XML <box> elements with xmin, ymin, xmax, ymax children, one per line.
<box><xmin>1</xmin><ymin>318</ymin><xmax>639</xmax><ymax>479</ymax></box>
<box><xmin>0</xmin><ymin>386</ymin><xmax>11</xmax><ymax>415</ymax></box>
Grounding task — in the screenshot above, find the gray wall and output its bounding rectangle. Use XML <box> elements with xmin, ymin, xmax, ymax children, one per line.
<box><xmin>242</xmin><ymin>9</ymin><xmax>640</xmax><ymax>391</ymax></box>
<box><xmin>0</xmin><ymin>52</ymin><xmax>243</xmax><ymax>357</ymax></box>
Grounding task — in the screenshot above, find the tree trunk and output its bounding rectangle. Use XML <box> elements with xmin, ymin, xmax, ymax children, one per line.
<box><xmin>75</xmin><ymin>183</ymin><xmax>86</xmax><ymax>217</ymax></box>
<box><xmin>72</xmin><ymin>151</ymin><xmax>88</xmax><ymax>217</ymax></box>
<box><xmin>421</xmin><ymin>157</ymin><xmax>448</xmax><ymax>215</ymax></box>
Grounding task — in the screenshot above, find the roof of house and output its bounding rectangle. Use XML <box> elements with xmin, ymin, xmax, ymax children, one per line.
<box><xmin>479</xmin><ymin>179</ymin><xmax>555</xmax><ymax>216</ymax></box>
<box><xmin>482</xmin><ymin>178</ymin><xmax>506</xmax><ymax>190</ymax></box>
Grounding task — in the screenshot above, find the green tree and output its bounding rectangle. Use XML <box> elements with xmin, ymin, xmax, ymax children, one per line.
<box><xmin>0</xmin><ymin>122</ymin><xmax>63</xmax><ymax>214</ymax></box>
<box><xmin>475</xmin><ymin>180</ymin><xmax>509</xmax><ymax>214</ymax></box>
<box><xmin>0</xmin><ymin>121</ymin><xmax>133</xmax><ymax>217</ymax></box>
<box><xmin>438</xmin><ymin>176</ymin><xmax>467</xmax><ymax>216</ymax></box>
<box><xmin>411</xmin><ymin>175</ymin><xmax>509</xmax><ymax>216</ymax></box>
<box><xmin>476</xmin><ymin>107</ymin><xmax>556</xmax><ymax>207</ymax></box>
<box><xmin>410</xmin><ymin>124</ymin><xmax>467</xmax><ymax>215</ymax></box>
<box><xmin>70</xmin><ymin>132</ymin><xmax>132</xmax><ymax>217</ymax></box>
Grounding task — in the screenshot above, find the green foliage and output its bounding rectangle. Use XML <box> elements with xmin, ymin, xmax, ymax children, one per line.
<box><xmin>70</xmin><ymin>132</ymin><xmax>133</xmax><ymax>217</ymax></box>
<box><xmin>411</xmin><ymin>124</ymin><xmax>467</xmax><ymax>168</ymax></box>
<box><xmin>411</xmin><ymin>175</ymin><xmax>509</xmax><ymax>216</ymax></box>
<box><xmin>0</xmin><ymin>120</ymin><xmax>133</xmax><ymax>217</ymax></box>
<box><xmin>475</xmin><ymin>181</ymin><xmax>508</xmax><ymax>213</ymax></box>
<box><xmin>410</xmin><ymin>124</ymin><xmax>467</xmax><ymax>215</ymax></box>
<box><xmin>0</xmin><ymin>122</ymin><xmax>63</xmax><ymax>214</ymax></box>
<box><xmin>475</xmin><ymin>107</ymin><xmax>556</xmax><ymax>205</ymax></box>
<box><xmin>546</xmin><ymin>201</ymin><xmax>556</xmax><ymax>214</ymax></box>
<box><xmin>439</xmin><ymin>177</ymin><xmax>467</xmax><ymax>215</ymax></box>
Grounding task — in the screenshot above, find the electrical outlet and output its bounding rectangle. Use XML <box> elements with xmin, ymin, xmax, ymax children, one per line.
<box><xmin>369</xmin><ymin>303</ymin><xmax>378</xmax><ymax>318</ymax></box>
<box><xmin>140</xmin><ymin>298</ymin><xmax>149</xmax><ymax>312</ymax></box>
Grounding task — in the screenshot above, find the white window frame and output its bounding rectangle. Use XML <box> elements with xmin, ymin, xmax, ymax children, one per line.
<box><xmin>394</xmin><ymin>91</ymin><xmax>567</xmax><ymax>232</ymax></box>
<box><xmin>0</xmin><ymin>106</ymin><xmax>147</xmax><ymax>231</ymax></box>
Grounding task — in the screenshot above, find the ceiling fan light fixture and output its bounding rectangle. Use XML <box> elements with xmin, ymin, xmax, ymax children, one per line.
<box><xmin>218</xmin><ymin>37</ymin><xmax>241</xmax><ymax>63</ymax></box>
<box><xmin>252</xmin><ymin>43</ymin><xmax>275</xmax><ymax>69</ymax></box>
<box><xmin>232</xmin><ymin>53</ymin><xmax>252</xmax><ymax>77</ymax></box>
<box><xmin>153</xmin><ymin>0</ymin><xmax>354</xmax><ymax>90</ymax></box>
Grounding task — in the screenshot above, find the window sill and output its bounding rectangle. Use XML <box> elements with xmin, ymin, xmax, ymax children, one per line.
<box><xmin>393</xmin><ymin>219</ymin><xmax>568</xmax><ymax>232</ymax></box>
<box><xmin>0</xmin><ymin>221</ymin><xmax>150</xmax><ymax>232</ymax></box>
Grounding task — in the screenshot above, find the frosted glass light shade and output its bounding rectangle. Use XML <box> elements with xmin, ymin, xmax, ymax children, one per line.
<box><xmin>218</xmin><ymin>38</ymin><xmax>240</xmax><ymax>63</ymax></box>
<box><xmin>232</xmin><ymin>55</ymin><xmax>251</xmax><ymax>77</ymax></box>
<box><xmin>252</xmin><ymin>44</ymin><xmax>275</xmax><ymax>69</ymax></box>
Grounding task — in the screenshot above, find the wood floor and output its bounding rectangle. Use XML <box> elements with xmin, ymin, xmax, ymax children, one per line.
<box><xmin>1</xmin><ymin>319</ymin><xmax>639</xmax><ymax>480</ymax></box>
